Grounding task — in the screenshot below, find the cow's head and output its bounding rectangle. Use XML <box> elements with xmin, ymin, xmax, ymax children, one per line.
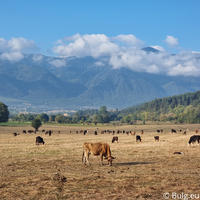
<box><xmin>104</xmin><ymin>156</ymin><xmax>116</xmax><ymax>166</ymax></box>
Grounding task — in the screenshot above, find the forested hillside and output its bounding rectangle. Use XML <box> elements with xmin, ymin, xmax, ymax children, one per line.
<box><xmin>118</xmin><ymin>90</ymin><xmax>200</xmax><ymax>123</ymax></box>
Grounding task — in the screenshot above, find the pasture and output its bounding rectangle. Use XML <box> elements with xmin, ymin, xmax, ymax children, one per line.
<box><xmin>0</xmin><ymin>123</ymin><xmax>200</xmax><ymax>199</ymax></box>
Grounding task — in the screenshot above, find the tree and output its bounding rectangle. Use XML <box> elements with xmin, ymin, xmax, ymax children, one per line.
<box><xmin>0</xmin><ymin>102</ymin><xmax>9</xmax><ymax>123</ymax></box>
<box><xmin>31</xmin><ymin>118</ymin><xmax>42</xmax><ymax>131</ymax></box>
<box><xmin>99</xmin><ymin>106</ymin><xmax>108</xmax><ymax>115</ymax></box>
<box><xmin>40</xmin><ymin>113</ymin><xmax>49</xmax><ymax>122</ymax></box>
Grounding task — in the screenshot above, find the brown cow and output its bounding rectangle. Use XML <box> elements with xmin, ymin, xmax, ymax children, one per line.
<box><xmin>196</xmin><ymin>129</ymin><xmax>199</xmax><ymax>134</ymax></box>
<box><xmin>154</xmin><ymin>136</ymin><xmax>159</xmax><ymax>141</ymax></box>
<box><xmin>131</xmin><ymin>131</ymin><xmax>136</xmax><ymax>135</ymax></box>
<box><xmin>112</xmin><ymin>136</ymin><xmax>118</xmax><ymax>143</ymax></box>
<box><xmin>141</xmin><ymin>130</ymin><xmax>144</xmax><ymax>134</ymax></box>
<box><xmin>82</xmin><ymin>142</ymin><xmax>116</xmax><ymax>166</ymax></box>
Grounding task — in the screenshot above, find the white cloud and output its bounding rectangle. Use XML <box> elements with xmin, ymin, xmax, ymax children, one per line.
<box><xmin>32</xmin><ymin>54</ymin><xmax>44</xmax><ymax>62</ymax></box>
<box><xmin>165</xmin><ymin>35</ymin><xmax>179</xmax><ymax>46</ymax></box>
<box><xmin>52</xmin><ymin>34</ymin><xmax>200</xmax><ymax>77</ymax></box>
<box><xmin>94</xmin><ymin>61</ymin><xmax>105</xmax><ymax>66</ymax></box>
<box><xmin>0</xmin><ymin>37</ymin><xmax>38</xmax><ymax>62</ymax></box>
<box><xmin>112</xmin><ymin>34</ymin><xmax>144</xmax><ymax>46</ymax></box>
<box><xmin>49</xmin><ymin>59</ymin><xmax>66</xmax><ymax>67</ymax></box>
<box><xmin>151</xmin><ymin>45</ymin><xmax>165</xmax><ymax>52</ymax></box>
<box><xmin>8</xmin><ymin>37</ymin><xmax>37</xmax><ymax>51</ymax></box>
<box><xmin>0</xmin><ymin>52</ymin><xmax>24</xmax><ymax>62</ymax></box>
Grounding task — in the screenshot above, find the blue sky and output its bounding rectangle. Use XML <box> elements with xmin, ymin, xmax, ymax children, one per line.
<box><xmin>1</xmin><ymin>0</ymin><xmax>200</xmax><ymax>76</ymax></box>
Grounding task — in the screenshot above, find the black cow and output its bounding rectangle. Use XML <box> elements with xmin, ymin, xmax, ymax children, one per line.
<box><xmin>154</xmin><ymin>136</ymin><xmax>159</xmax><ymax>141</ymax></box>
<box><xmin>94</xmin><ymin>131</ymin><xmax>97</xmax><ymax>135</ymax></box>
<box><xmin>112</xmin><ymin>136</ymin><xmax>118</xmax><ymax>143</ymax></box>
<box><xmin>36</xmin><ymin>136</ymin><xmax>45</xmax><ymax>145</ymax></box>
<box><xmin>136</xmin><ymin>135</ymin><xmax>141</xmax><ymax>142</ymax></box>
<box><xmin>188</xmin><ymin>135</ymin><xmax>200</xmax><ymax>146</ymax></box>
<box><xmin>23</xmin><ymin>130</ymin><xmax>26</xmax><ymax>133</ymax></box>
<box><xmin>171</xmin><ymin>129</ymin><xmax>177</xmax><ymax>133</ymax></box>
<box><xmin>28</xmin><ymin>130</ymin><xmax>34</xmax><ymax>133</ymax></box>
<box><xmin>84</xmin><ymin>130</ymin><xmax>87</xmax><ymax>135</ymax></box>
<box><xmin>42</xmin><ymin>129</ymin><xmax>45</xmax><ymax>132</ymax></box>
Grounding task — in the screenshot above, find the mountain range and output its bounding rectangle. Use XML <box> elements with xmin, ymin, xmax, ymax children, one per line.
<box><xmin>0</xmin><ymin>47</ymin><xmax>200</xmax><ymax>111</ymax></box>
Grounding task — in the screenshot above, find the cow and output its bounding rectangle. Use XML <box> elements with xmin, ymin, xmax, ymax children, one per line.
<box><xmin>28</xmin><ymin>130</ymin><xmax>34</xmax><ymax>133</ymax></box>
<box><xmin>160</xmin><ymin>129</ymin><xmax>163</xmax><ymax>133</ymax></box>
<box><xmin>23</xmin><ymin>130</ymin><xmax>26</xmax><ymax>133</ymax></box>
<box><xmin>196</xmin><ymin>129</ymin><xmax>199</xmax><ymax>134</ymax></box>
<box><xmin>48</xmin><ymin>130</ymin><xmax>52</xmax><ymax>136</ymax></box>
<box><xmin>69</xmin><ymin>130</ymin><xmax>71</xmax><ymax>134</ymax></box>
<box><xmin>157</xmin><ymin>130</ymin><xmax>160</xmax><ymax>133</ymax></box>
<box><xmin>58</xmin><ymin>131</ymin><xmax>60</xmax><ymax>134</ymax></box>
<box><xmin>45</xmin><ymin>131</ymin><xmax>49</xmax><ymax>135</ymax></box>
<box><xmin>141</xmin><ymin>130</ymin><xmax>144</xmax><ymax>134</ymax></box>
<box><xmin>80</xmin><ymin>130</ymin><xmax>83</xmax><ymax>133</ymax></box>
<box><xmin>76</xmin><ymin>131</ymin><xmax>78</xmax><ymax>134</ymax></box>
<box><xmin>183</xmin><ymin>131</ymin><xmax>187</xmax><ymax>135</ymax></box>
<box><xmin>83</xmin><ymin>130</ymin><xmax>87</xmax><ymax>135</ymax></box>
<box><xmin>112</xmin><ymin>136</ymin><xmax>118</xmax><ymax>143</ymax></box>
<box><xmin>171</xmin><ymin>129</ymin><xmax>177</xmax><ymax>133</ymax></box>
<box><xmin>131</xmin><ymin>131</ymin><xmax>136</xmax><ymax>135</ymax></box>
<box><xmin>13</xmin><ymin>132</ymin><xmax>17</xmax><ymax>136</ymax></box>
<box><xmin>136</xmin><ymin>135</ymin><xmax>141</xmax><ymax>142</ymax></box>
<box><xmin>36</xmin><ymin>136</ymin><xmax>45</xmax><ymax>145</ymax></box>
<box><xmin>82</xmin><ymin>142</ymin><xmax>116</xmax><ymax>166</ymax></box>
<box><xmin>188</xmin><ymin>135</ymin><xmax>200</xmax><ymax>146</ymax></box>
<box><xmin>42</xmin><ymin>129</ymin><xmax>45</xmax><ymax>133</ymax></box>
<box><xmin>101</xmin><ymin>131</ymin><xmax>104</xmax><ymax>134</ymax></box>
<box><xmin>126</xmin><ymin>131</ymin><xmax>129</xmax><ymax>135</ymax></box>
<box><xmin>154</xmin><ymin>136</ymin><xmax>159</xmax><ymax>141</ymax></box>
<box><xmin>94</xmin><ymin>131</ymin><xmax>98</xmax><ymax>135</ymax></box>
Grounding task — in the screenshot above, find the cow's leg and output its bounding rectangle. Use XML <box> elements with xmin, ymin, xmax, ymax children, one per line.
<box><xmin>99</xmin><ymin>155</ymin><xmax>103</xmax><ymax>166</ymax></box>
<box><xmin>85</xmin><ymin>151</ymin><xmax>90</xmax><ymax>166</ymax></box>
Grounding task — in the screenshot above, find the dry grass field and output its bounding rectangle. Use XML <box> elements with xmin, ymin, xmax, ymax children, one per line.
<box><xmin>1</xmin><ymin>123</ymin><xmax>200</xmax><ymax>200</ymax></box>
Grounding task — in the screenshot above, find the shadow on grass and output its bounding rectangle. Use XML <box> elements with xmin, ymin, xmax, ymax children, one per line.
<box><xmin>114</xmin><ymin>162</ymin><xmax>153</xmax><ymax>166</ymax></box>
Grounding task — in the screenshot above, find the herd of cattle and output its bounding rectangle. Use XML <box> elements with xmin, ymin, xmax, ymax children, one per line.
<box><xmin>12</xmin><ymin>127</ymin><xmax>200</xmax><ymax>166</ymax></box>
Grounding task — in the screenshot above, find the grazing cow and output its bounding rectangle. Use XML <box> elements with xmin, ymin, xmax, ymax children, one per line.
<box><xmin>196</xmin><ymin>129</ymin><xmax>199</xmax><ymax>134</ymax></box>
<box><xmin>69</xmin><ymin>130</ymin><xmax>71</xmax><ymax>134</ymax></box>
<box><xmin>154</xmin><ymin>136</ymin><xmax>159</xmax><ymax>141</ymax></box>
<box><xmin>80</xmin><ymin>130</ymin><xmax>83</xmax><ymax>133</ymax></box>
<box><xmin>94</xmin><ymin>131</ymin><xmax>98</xmax><ymax>135</ymax></box>
<box><xmin>112</xmin><ymin>131</ymin><xmax>115</xmax><ymax>135</ymax></box>
<box><xmin>23</xmin><ymin>130</ymin><xmax>26</xmax><ymax>133</ymax></box>
<box><xmin>183</xmin><ymin>131</ymin><xmax>187</xmax><ymax>135</ymax></box>
<box><xmin>112</xmin><ymin>136</ymin><xmax>118</xmax><ymax>143</ymax></box>
<box><xmin>171</xmin><ymin>129</ymin><xmax>177</xmax><ymax>133</ymax></box>
<box><xmin>126</xmin><ymin>131</ymin><xmax>129</xmax><ymax>135</ymax></box>
<box><xmin>76</xmin><ymin>131</ymin><xmax>78</xmax><ymax>134</ymax></box>
<box><xmin>131</xmin><ymin>131</ymin><xmax>136</xmax><ymax>135</ymax></box>
<box><xmin>28</xmin><ymin>130</ymin><xmax>34</xmax><ymax>133</ymax></box>
<box><xmin>48</xmin><ymin>130</ymin><xmax>52</xmax><ymax>136</ymax></box>
<box><xmin>101</xmin><ymin>131</ymin><xmax>104</xmax><ymax>134</ymax></box>
<box><xmin>188</xmin><ymin>135</ymin><xmax>200</xmax><ymax>146</ymax></box>
<box><xmin>42</xmin><ymin>129</ymin><xmax>45</xmax><ymax>133</ymax></box>
<box><xmin>58</xmin><ymin>131</ymin><xmax>60</xmax><ymax>134</ymax></box>
<box><xmin>36</xmin><ymin>136</ymin><xmax>45</xmax><ymax>145</ymax></box>
<box><xmin>123</xmin><ymin>130</ymin><xmax>125</xmax><ymax>134</ymax></box>
<box><xmin>141</xmin><ymin>130</ymin><xmax>144</xmax><ymax>134</ymax></box>
<box><xmin>45</xmin><ymin>131</ymin><xmax>49</xmax><ymax>135</ymax></box>
<box><xmin>161</xmin><ymin>129</ymin><xmax>163</xmax><ymax>133</ymax></box>
<box><xmin>84</xmin><ymin>130</ymin><xmax>87</xmax><ymax>135</ymax></box>
<box><xmin>82</xmin><ymin>142</ymin><xmax>116</xmax><ymax>166</ymax></box>
<box><xmin>136</xmin><ymin>135</ymin><xmax>141</xmax><ymax>142</ymax></box>
<box><xmin>13</xmin><ymin>132</ymin><xmax>17</xmax><ymax>136</ymax></box>
<box><xmin>157</xmin><ymin>130</ymin><xmax>160</xmax><ymax>133</ymax></box>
